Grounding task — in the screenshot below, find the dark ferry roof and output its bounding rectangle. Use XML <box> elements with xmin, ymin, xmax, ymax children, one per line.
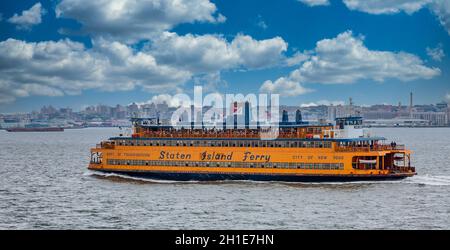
<box><xmin>131</xmin><ymin>117</ymin><xmax>331</xmax><ymax>128</ymax></box>
<box><xmin>134</xmin><ymin>124</ymin><xmax>332</xmax><ymax>128</ymax></box>
<box><xmin>109</xmin><ymin>136</ymin><xmax>386</xmax><ymax>142</ymax></box>
<box><xmin>335</xmin><ymin>116</ymin><xmax>363</xmax><ymax>120</ymax></box>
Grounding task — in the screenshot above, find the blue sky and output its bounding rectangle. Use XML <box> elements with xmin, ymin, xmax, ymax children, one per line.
<box><xmin>0</xmin><ymin>0</ymin><xmax>449</xmax><ymax>112</ymax></box>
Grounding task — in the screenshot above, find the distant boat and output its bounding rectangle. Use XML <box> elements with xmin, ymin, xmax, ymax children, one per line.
<box><xmin>6</xmin><ymin>127</ymin><xmax>64</xmax><ymax>132</ymax></box>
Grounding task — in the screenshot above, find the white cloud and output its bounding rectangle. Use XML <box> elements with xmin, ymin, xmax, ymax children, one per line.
<box><xmin>7</xmin><ymin>2</ymin><xmax>45</xmax><ymax>30</ymax></box>
<box><xmin>285</xmin><ymin>51</ymin><xmax>310</xmax><ymax>66</ymax></box>
<box><xmin>260</xmin><ymin>76</ymin><xmax>312</xmax><ymax>97</ymax></box>
<box><xmin>256</xmin><ymin>15</ymin><xmax>268</xmax><ymax>29</ymax></box>
<box><xmin>298</xmin><ymin>0</ymin><xmax>330</xmax><ymax>7</ymax></box>
<box><xmin>138</xmin><ymin>94</ymin><xmax>187</xmax><ymax>108</ymax></box>
<box><xmin>0</xmin><ymin>31</ymin><xmax>289</xmax><ymax>104</ymax></box>
<box><xmin>148</xmin><ymin>32</ymin><xmax>238</xmax><ymax>73</ymax></box>
<box><xmin>0</xmin><ymin>38</ymin><xmax>191</xmax><ymax>104</ymax></box>
<box><xmin>342</xmin><ymin>0</ymin><xmax>431</xmax><ymax>14</ymax></box>
<box><xmin>300</xmin><ymin>100</ymin><xmax>345</xmax><ymax>107</ymax></box>
<box><xmin>148</xmin><ymin>32</ymin><xmax>288</xmax><ymax>73</ymax></box>
<box><xmin>446</xmin><ymin>93</ymin><xmax>450</xmax><ymax>103</ymax></box>
<box><xmin>260</xmin><ymin>31</ymin><xmax>440</xmax><ymax>96</ymax></box>
<box><xmin>341</xmin><ymin>0</ymin><xmax>450</xmax><ymax>35</ymax></box>
<box><xmin>295</xmin><ymin>31</ymin><xmax>440</xmax><ymax>84</ymax></box>
<box><xmin>193</xmin><ymin>72</ymin><xmax>228</xmax><ymax>92</ymax></box>
<box><xmin>426</xmin><ymin>44</ymin><xmax>445</xmax><ymax>61</ymax></box>
<box><xmin>55</xmin><ymin>0</ymin><xmax>225</xmax><ymax>42</ymax></box>
<box><xmin>231</xmin><ymin>34</ymin><xmax>288</xmax><ymax>69</ymax></box>
<box><xmin>430</xmin><ymin>0</ymin><xmax>450</xmax><ymax>35</ymax></box>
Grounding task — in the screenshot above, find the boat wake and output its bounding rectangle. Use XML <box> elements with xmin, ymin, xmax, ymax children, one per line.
<box><xmin>404</xmin><ymin>175</ymin><xmax>450</xmax><ymax>186</ymax></box>
<box><xmin>84</xmin><ymin>171</ymin><xmax>200</xmax><ymax>184</ymax></box>
<box><xmin>84</xmin><ymin>171</ymin><xmax>450</xmax><ymax>186</ymax></box>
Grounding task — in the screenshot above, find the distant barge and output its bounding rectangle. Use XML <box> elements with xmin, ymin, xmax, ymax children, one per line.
<box><xmin>6</xmin><ymin>127</ymin><xmax>64</xmax><ymax>132</ymax></box>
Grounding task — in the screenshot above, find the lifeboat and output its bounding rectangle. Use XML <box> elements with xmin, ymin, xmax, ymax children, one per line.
<box><xmin>393</xmin><ymin>153</ymin><xmax>404</xmax><ymax>161</ymax></box>
<box><xmin>359</xmin><ymin>159</ymin><xmax>377</xmax><ymax>164</ymax></box>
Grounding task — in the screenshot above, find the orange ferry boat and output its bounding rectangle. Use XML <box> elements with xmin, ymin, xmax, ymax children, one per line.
<box><xmin>88</xmin><ymin>116</ymin><xmax>416</xmax><ymax>182</ymax></box>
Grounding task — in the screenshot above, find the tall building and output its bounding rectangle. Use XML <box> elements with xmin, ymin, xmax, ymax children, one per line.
<box><xmin>295</xmin><ymin>109</ymin><xmax>302</xmax><ymax>124</ymax></box>
<box><xmin>409</xmin><ymin>92</ymin><xmax>413</xmax><ymax>118</ymax></box>
<box><xmin>127</xmin><ymin>103</ymin><xmax>139</xmax><ymax>117</ymax></box>
<box><xmin>244</xmin><ymin>101</ymin><xmax>250</xmax><ymax>129</ymax></box>
<box><xmin>282</xmin><ymin>110</ymin><xmax>289</xmax><ymax>123</ymax></box>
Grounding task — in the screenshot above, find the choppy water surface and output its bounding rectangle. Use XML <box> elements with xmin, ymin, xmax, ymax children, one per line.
<box><xmin>0</xmin><ymin>127</ymin><xmax>449</xmax><ymax>229</ymax></box>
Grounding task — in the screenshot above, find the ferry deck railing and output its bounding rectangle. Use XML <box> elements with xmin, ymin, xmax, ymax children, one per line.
<box><xmin>335</xmin><ymin>144</ymin><xmax>405</xmax><ymax>152</ymax></box>
<box><xmin>138</xmin><ymin>131</ymin><xmax>325</xmax><ymax>139</ymax></box>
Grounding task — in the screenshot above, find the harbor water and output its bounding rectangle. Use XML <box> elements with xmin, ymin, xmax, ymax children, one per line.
<box><xmin>0</xmin><ymin>127</ymin><xmax>449</xmax><ymax>229</ymax></box>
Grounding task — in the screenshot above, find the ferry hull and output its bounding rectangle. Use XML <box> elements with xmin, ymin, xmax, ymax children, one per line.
<box><xmin>91</xmin><ymin>169</ymin><xmax>412</xmax><ymax>182</ymax></box>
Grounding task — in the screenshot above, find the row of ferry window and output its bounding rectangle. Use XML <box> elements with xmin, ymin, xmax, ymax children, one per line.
<box><xmin>114</xmin><ymin>139</ymin><xmax>332</xmax><ymax>148</ymax></box>
<box><xmin>107</xmin><ymin>159</ymin><xmax>344</xmax><ymax>170</ymax></box>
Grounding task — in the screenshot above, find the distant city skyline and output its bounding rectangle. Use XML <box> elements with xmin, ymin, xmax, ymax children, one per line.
<box><xmin>2</xmin><ymin>96</ymin><xmax>449</xmax><ymax>128</ymax></box>
<box><xmin>1</xmin><ymin>0</ymin><xmax>450</xmax><ymax>113</ymax></box>
<box><xmin>1</xmin><ymin>91</ymin><xmax>449</xmax><ymax>114</ymax></box>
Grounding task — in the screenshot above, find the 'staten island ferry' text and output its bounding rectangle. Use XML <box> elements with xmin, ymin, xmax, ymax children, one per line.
<box><xmin>89</xmin><ymin>115</ymin><xmax>416</xmax><ymax>182</ymax></box>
